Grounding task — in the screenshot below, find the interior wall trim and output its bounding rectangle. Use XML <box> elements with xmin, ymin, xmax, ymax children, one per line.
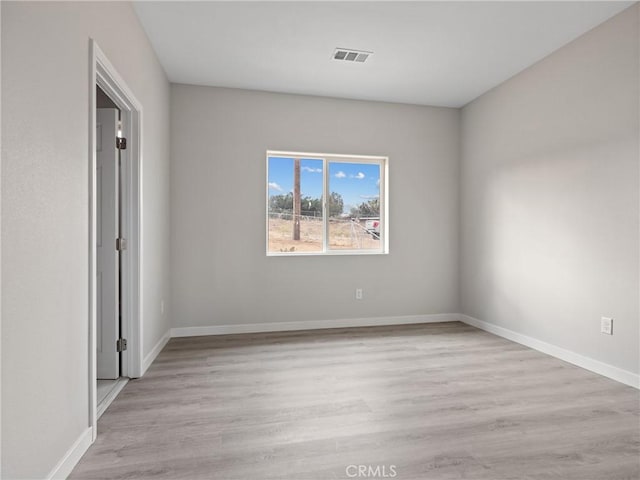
<box><xmin>170</xmin><ymin>313</ymin><xmax>639</xmax><ymax>389</ymax></box>
<box><xmin>459</xmin><ymin>314</ymin><xmax>639</xmax><ymax>389</ymax></box>
<box><xmin>170</xmin><ymin>313</ymin><xmax>459</xmax><ymax>338</ymax></box>
<box><xmin>142</xmin><ymin>330</ymin><xmax>171</xmax><ymax>375</ymax></box>
<box><xmin>45</xmin><ymin>427</ymin><xmax>93</xmax><ymax>480</ymax></box>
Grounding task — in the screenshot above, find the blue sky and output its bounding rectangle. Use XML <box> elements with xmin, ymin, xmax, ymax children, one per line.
<box><xmin>268</xmin><ymin>156</ymin><xmax>380</xmax><ymax>212</ymax></box>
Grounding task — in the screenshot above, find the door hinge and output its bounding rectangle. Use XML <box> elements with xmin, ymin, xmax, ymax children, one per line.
<box><xmin>116</xmin><ymin>338</ymin><xmax>128</xmax><ymax>353</ymax></box>
<box><xmin>116</xmin><ymin>137</ymin><xmax>127</xmax><ymax>150</ymax></box>
<box><xmin>116</xmin><ymin>237</ymin><xmax>127</xmax><ymax>251</ymax></box>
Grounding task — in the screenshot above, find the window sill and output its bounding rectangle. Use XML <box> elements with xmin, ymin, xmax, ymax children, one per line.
<box><xmin>267</xmin><ymin>250</ymin><xmax>388</xmax><ymax>257</ymax></box>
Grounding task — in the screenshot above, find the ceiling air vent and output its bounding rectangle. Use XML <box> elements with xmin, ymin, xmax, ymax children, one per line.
<box><xmin>333</xmin><ymin>48</ymin><xmax>372</xmax><ymax>63</ymax></box>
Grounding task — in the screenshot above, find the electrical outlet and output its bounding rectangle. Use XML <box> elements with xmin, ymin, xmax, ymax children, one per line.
<box><xmin>600</xmin><ymin>317</ymin><xmax>613</xmax><ymax>335</ymax></box>
<box><xmin>355</xmin><ymin>288</ymin><xmax>363</xmax><ymax>300</ymax></box>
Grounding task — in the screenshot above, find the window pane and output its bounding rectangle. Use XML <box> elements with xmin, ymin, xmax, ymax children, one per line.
<box><xmin>328</xmin><ymin>162</ymin><xmax>381</xmax><ymax>250</ymax></box>
<box><xmin>268</xmin><ymin>156</ymin><xmax>324</xmax><ymax>253</ymax></box>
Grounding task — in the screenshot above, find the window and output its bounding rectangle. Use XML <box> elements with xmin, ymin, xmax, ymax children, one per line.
<box><xmin>267</xmin><ymin>151</ymin><xmax>388</xmax><ymax>255</ymax></box>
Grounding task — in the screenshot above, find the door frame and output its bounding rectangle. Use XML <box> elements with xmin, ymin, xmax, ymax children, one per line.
<box><xmin>89</xmin><ymin>39</ymin><xmax>143</xmax><ymax>440</ymax></box>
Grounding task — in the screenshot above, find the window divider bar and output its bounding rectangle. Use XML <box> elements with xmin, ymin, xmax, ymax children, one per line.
<box><xmin>322</xmin><ymin>157</ymin><xmax>329</xmax><ymax>253</ymax></box>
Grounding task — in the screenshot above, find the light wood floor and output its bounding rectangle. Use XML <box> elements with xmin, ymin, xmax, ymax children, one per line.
<box><xmin>71</xmin><ymin>322</ymin><xmax>640</xmax><ymax>479</ymax></box>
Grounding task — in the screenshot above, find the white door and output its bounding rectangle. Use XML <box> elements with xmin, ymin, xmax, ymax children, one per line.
<box><xmin>96</xmin><ymin>108</ymin><xmax>120</xmax><ymax>380</ymax></box>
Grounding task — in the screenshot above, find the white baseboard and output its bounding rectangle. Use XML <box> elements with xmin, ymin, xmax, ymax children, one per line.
<box><xmin>46</xmin><ymin>329</ymin><xmax>171</xmax><ymax>480</ymax></box>
<box><xmin>159</xmin><ymin>313</ymin><xmax>639</xmax><ymax>389</ymax></box>
<box><xmin>46</xmin><ymin>427</ymin><xmax>93</xmax><ymax>480</ymax></box>
<box><xmin>171</xmin><ymin>313</ymin><xmax>458</xmax><ymax>338</ymax></box>
<box><xmin>141</xmin><ymin>329</ymin><xmax>171</xmax><ymax>375</ymax></box>
<box><xmin>459</xmin><ymin>314</ymin><xmax>639</xmax><ymax>389</ymax></box>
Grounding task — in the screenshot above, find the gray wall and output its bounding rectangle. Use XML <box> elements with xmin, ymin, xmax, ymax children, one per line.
<box><xmin>1</xmin><ymin>2</ymin><xmax>171</xmax><ymax>478</ymax></box>
<box><xmin>170</xmin><ymin>86</ymin><xmax>460</xmax><ymax>328</ymax></box>
<box><xmin>460</xmin><ymin>5</ymin><xmax>639</xmax><ymax>374</ymax></box>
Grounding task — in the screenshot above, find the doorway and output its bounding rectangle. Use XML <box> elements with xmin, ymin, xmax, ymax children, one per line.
<box><xmin>90</xmin><ymin>40</ymin><xmax>143</xmax><ymax>440</ymax></box>
<box><xmin>95</xmin><ymin>87</ymin><xmax>127</xmax><ymax>415</ymax></box>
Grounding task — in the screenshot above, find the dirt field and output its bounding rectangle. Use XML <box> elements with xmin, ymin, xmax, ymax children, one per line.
<box><xmin>268</xmin><ymin>217</ymin><xmax>380</xmax><ymax>253</ymax></box>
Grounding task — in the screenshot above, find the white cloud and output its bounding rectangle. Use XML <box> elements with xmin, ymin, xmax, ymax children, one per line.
<box><xmin>360</xmin><ymin>194</ymin><xmax>379</xmax><ymax>200</ymax></box>
<box><xmin>268</xmin><ymin>182</ymin><xmax>283</xmax><ymax>192</ymax></box>
<box><xmin>335</xmin><ymin>171</ymin><xmax>346</xmax><ymax>179</ymax></box>
<box><xmin>354</xmin><ymin>172</ymin><xmax>365</xmax><ymax>180</ymax></box>
<box><xmin>301</xmin><ymin>166</ymin><xmax>322</xmax><ymax>173</ymax></box>
<box><xmin>376</xmin><ymin>178</ymin><xmax>380</xmax><ymax>187</ymax></box>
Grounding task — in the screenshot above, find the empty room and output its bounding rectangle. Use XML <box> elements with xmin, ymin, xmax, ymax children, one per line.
<box><xmin>1</xmin><ymin>1</ymin><xmax>639</xmax><ymax>479</ymax></box>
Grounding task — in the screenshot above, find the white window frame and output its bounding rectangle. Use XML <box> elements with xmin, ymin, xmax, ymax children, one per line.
<box><xmin>266</xmin><ymin>150</ymin><xmax>389</xmax><ymax>256</ymax></box>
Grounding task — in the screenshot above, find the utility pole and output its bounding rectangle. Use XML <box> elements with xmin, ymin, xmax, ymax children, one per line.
<box><xmin>293</xmin><ymin>158</ymin><xmax>301</xmax><ymax>240</ymax></box>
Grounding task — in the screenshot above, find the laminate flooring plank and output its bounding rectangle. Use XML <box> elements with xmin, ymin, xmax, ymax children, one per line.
<box><xmin>70</xmin><ymin>322</ymin><xmax>639</xmax><ymax>480</ymax></box>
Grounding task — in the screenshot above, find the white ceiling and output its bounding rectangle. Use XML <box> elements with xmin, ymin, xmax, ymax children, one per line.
<box><xmin>133</xmin><ymin>1</ymin><xmax>633</xmax><ymax>108</ymax></box>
